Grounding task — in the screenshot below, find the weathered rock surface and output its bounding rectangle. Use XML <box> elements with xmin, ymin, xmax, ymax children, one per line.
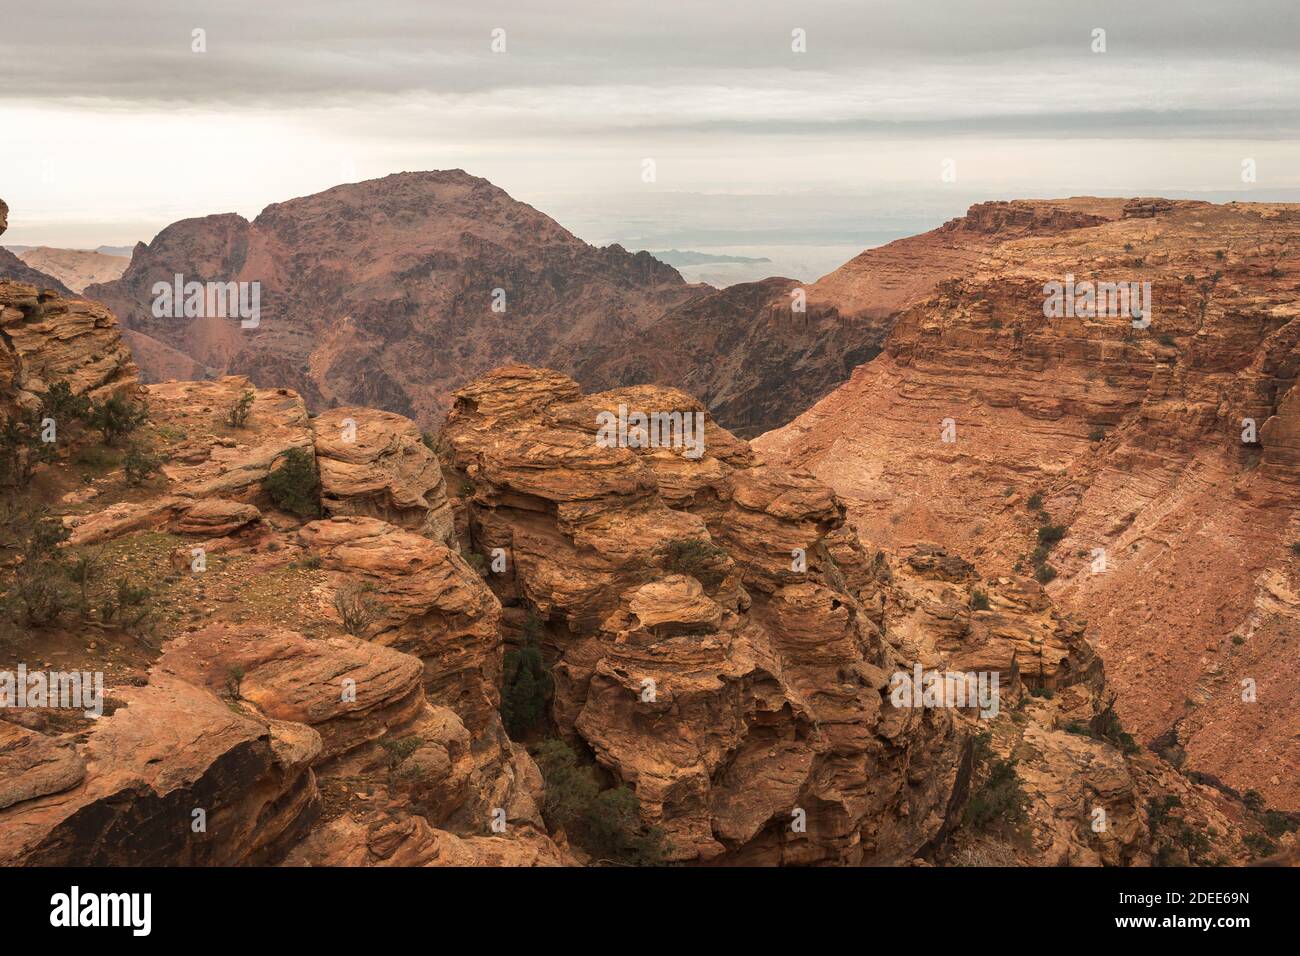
<box><xmin>757</xmin><ymin>198</ymin><xmax>1300</xmax><ymax>809</ymax></box>
<box><xmin>0</xmin><ymin>675</ymin><xmax>321</xmax><ymax>866</ymax></box>
<box><xmin>311</xmin><ymin>406</ymin><xmax>454</xmax><ymax>543</ymax></box>
<box><xmin>441</xmin><ymin>364</ymin><xmax>967</xmax><ymax>864</ymax></box>
<box><xmin>297</xmin><ymin>516</ymin><xmax>503</xmax><ymax>730</ymax></box>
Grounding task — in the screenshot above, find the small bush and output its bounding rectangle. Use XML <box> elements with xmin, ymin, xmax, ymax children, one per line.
<box><xmin>1147</xmin><ymin>794</ymin><xmax>1182</xmax><ymax>828</ymax></box>
<box><xmin>1244</xmin><ymin>833</ymin><xmax>1277</xmax><ymax>858</ymax></box>
<box><xmin>66</xmin><ymin>550</ymin><xmax>102</xmax><ymax>612</ymax></box>
<box><xmin>1025</xmin><ymin>492</ymin><xmax>1044</xmax><ymax>512</ymax></box>
<box><xmin>122</xmin><ymin>441</ymin><xmax>166</xmax><ymax>486</ymax></box>
<box><xmin>225</xmin><ymin>665</ymin><xmax>246</xmax><ymax>701</ymax></box>
<box><xmin>964</xmin><ymin>732</ymin><xmax>1030</xmax><ymax>833</ymax></box>
<box><xmin>1034</xmin><ymin>563</ymin><xmax>1058</xmax><ymax>584</ymax></box>
<box><xmin>501</xmin><ymin>619</ymin><xmax>553</xmax><ymax>739</ymax></box>
<box><xmin>85</xmin><ymin>394</ymin><xmax>147</xmax><ymax>446</ymax></box>
<box><xmin>1036</xmin><ymin>524</ymin><xmax>1066</xmax><ymax>546</ymax></box>
<box><xmin>226</xmin><ymin>390</ymin><xmax>254</xmax><ymax>428</ymax></box>
<box><xmin>1290</xmin><ymin>542</ymin><xmax>1300</xmax><ymax>557</ymax></box>
<box><xmin>0</xmin><ymin>509</ymin><xmax>72</xmax><ymax>627</ymax></box>
<box><xmin>98</xmin><ymin>577</ymin><xmax>152</xmax><ymax>629</ymax></box>
<box><xmin>334</xmin><ymin>583</ymin><xmax>377</xmax><ymax>636</ymax></box>
<box><xmin>38</xmin><ymin>380</ymin><xmax>91</xmax><ymax>424</ymax></box>
<box><xmin>1088</xmin><ymin>427</ymin><xmax>1105</xmax><ymax>442</ymax></box>
<box><xmin>381</xmin><ymin>735</ymin><xmax>422</xmax><ymax>769</ymax></box>
<box><xmin>263</xmin><ymin>447</ymin><xmax>320</xmax><ymax>518</ymax></box>
<box><xmin>533</xmin><ymin>738</ymin><xmax>666</xmax><ymax>865</ymax></box>
<box><xmin>0</xmin><ymin>410</ymin><xmax>59</xmax><ymax>489</ymax></box>
<box><xmin>970</xmin><ymin>589</ymin><xmax>990</xmax><ymax>611</ymax></box>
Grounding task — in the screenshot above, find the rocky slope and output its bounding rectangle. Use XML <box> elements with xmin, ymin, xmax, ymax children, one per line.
<box><xmin>575</xmin><ymin>199</ymin><xmax>1131</xmax><ymax>438</ymax></box>
<box><xmin>756</xmin><ymin>197</ymin><xmax>1300</xmax><ymax>811</ymax></box>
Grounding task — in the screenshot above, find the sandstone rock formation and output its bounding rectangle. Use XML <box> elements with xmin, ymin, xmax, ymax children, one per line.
<box><xmin>440</xmin><ymin>365</ymin><xmax>966</xmax><ymax>863</ymax></box>
<box><xmin>757</xmin><ymin>198</ymin><xmax>1300</xmax><ymax>810</ymax></box>
<box><xmin>310</xmin><ymin>406</ymin><xmax>454</xmax><ymax>543</ymax></box>
<box><xmin>0</xmin><ymin>199</ymin><xmax>138</xmax><ymax>420</ymax></box>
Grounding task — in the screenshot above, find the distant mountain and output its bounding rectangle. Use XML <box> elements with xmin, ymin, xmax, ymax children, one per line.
<box><xmin>647</xmin><ymin>249</ymin><xmax>772</xmax><ymax>267</ymax></box>
<box><xmin>14</xmin><ymin>246</ymin><xmax>129</xmax><ymax>293</ymax></box>
<box><xmin>87</xmin><ymin>170</ymin><xmax>696</xmax><ymax>423</ymax></box>
<box><xmin>0</xmin><ymin>205</ymin><xmax>72</xmax><ymax>294</ymax></box>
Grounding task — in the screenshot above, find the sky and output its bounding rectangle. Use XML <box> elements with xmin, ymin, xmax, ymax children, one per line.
<box><xmin>1</xmin><ymin>0</ymin><xmax>1297</xmax><ymax>280</ymax></box>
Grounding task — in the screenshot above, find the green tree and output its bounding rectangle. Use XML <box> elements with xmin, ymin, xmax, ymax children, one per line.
<box><xmin>263</xmin><ymin>447</ymin><xmax>320</xmax><ymax>517</ymax></box>
<box><xmin>85</xmin><ymin>394</ymin><xmax>147</xmax><ymax>445</ymax></box>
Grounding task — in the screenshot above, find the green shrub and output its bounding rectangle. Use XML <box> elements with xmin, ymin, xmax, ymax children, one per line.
<box><xmin>501</xmin><ymin>621</ymin><xmax>553</xmax><ymax>739</ymax></box>
<box><xmin>66</xmin><ymin>549</ymin><xmax>102</xmax><ymax>612</ymax></box>
<box><xmin>970</xmin><ymin>589</ymin><xmax>990</xmax><ymax>611</ymax></box>
<box><xmin>963</xmin><ymin>732</ymin><xmax>1029</xmax><ymax>833</ymax></box>
<box><xmin>122</xmin><ymin>441</ymin><xmax>166</xmax><ymax>486</ymax></box>
<box><xmin>1034</xmin><ymin>563</ymin><xmax>1058</xmax><ymax>584</ymax></box>
<box><xmin>38</xmin><ymin>379</ymin><xmax>91</xmax><ymax>424</ymax></box>
<box><xmin>0</xmin><ymin>509</ymin><xmax>72</xmax><ymax>627</ymax></box>
<box><xmin>1036</xmin><ymin>524</ymin><xmax>1066</xmax><ymax>546</ymax></box>
<box><xmin>1147</xmin><ymin>794</ymin><xmax>1181</xmax><ymax>828</ymax></box>
<box><xmin>1244</xmin><ymin>833</ymin><xmax>1277</xmax><ymax>858</ymax></box>
<box><xmin>1025</xmin><ymin>492</ymin><xmax>1044</xmax><ymax>512</ymax></box>
<box><xmin>85</xmin><ymin>394</ymin><xmax>147</xmax><ymax>446</ymax></box>
<box><xmin>226</xmin><ymin>390</ymin><xmax>254</xmax><ymax>428</ymax></box>
<box><xmin>99</xmin><ymin>577</ymin><xmax>152</xmax><ymax>629</ymax></box>
<box><xmin>381</xmin><ymin>735</ymin><xmax>422</xmax><ymax>769</ymax></box>
<box><xmin>0</xmin><ymin>409</ymin><xmax>61</xmax><ymax>489</ymax></box>
<box><xmin>1290</xmin><ymin>541</ymin><xmax>1300</xmax><ymax>557</ymax></box>
<box><xmin>1088</xmin><ymin>427</ymin><xmax>1105</xmax><ymax>442</ymax></box>
<box><xmin>263</xmin><ymin>447</ymin><xmax>320</xmax><ymax>517</ymax></box>
<box><xmin>533</xmin><ymin>738</ymin><xmax>666</xmax><ymax>865</ymax></box>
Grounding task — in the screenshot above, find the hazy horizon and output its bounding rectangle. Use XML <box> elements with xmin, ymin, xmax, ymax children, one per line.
<box><xmin>2</xmin><ymin>0</ymin><xmax>1297</xmax><ymax>271</ymax></box>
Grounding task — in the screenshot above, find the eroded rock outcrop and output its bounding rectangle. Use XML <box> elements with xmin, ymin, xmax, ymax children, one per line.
<box><xmin>440</xmin><ymin>364</ymin><xmax>967</xmax><ymax>864</ymax></box>
<box><xmin>757</xmin><ymin>199</ymin><xmax>1300</xmax><ymax>809</ymax></box>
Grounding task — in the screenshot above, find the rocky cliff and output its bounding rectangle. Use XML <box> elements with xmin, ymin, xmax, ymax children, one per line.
<box><xmin>757</xmin><ymin>198</ymin><xmax>1300</xmax><ymax>811</ymax></box>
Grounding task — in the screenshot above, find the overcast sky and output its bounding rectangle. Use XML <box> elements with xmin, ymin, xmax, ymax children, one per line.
<box><xmin>1</xmin><ymin>0</ymin><xmax>1297</xmax><ymax>253</ymax></box>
